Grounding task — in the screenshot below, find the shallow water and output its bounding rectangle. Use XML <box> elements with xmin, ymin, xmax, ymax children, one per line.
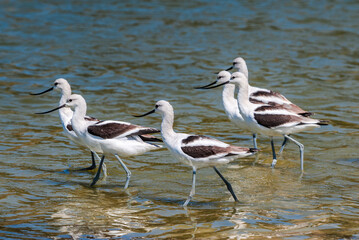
<box><xmin>1</xmin><ymin>0</ymin><xmax>359</xmax><ymax>239</ymax></box>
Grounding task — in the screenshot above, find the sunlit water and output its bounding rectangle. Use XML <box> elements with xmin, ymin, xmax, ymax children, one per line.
<box><xmin>1</xmin><ymin>0</ymin><xmax>359</xmax><ymax>239</ymax></box>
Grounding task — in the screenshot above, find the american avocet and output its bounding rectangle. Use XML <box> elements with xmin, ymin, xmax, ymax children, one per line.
<box><xmin>196</xmin><ymin>71</ymin><xmax>291</xmax><ymax>155</ymax></box>
<box><xmin>196</xmin><ymin>71</ymin><xmax>259</xmax><ymax>148</ymax></box>
<box><xmin>226</xmin><ymin>72</ymin><xmax>328</xmax><ymax>171</ymax></box>
<box><xmin>225</xmin><ymin>57</ymin><xmax>314</xmax><ymax>153</ymax></box>
<box><xmin>226</xmin><ymin>57</ymin><xmax>313</xmax><ymax>117</ymax></box>
<box><xmin>30</xmin><ymin>78</ymin><xmax>101</xmax><ymax>171</ymax></box>
<box><xmin>36</xmin><ymin>94</ymin><xmax>162</xmax><ymax>188</ymax></box>
<box><xmin>134</xmin><ymin>100</ymin><xmax>257</xmax><ymax>207</ymax></box>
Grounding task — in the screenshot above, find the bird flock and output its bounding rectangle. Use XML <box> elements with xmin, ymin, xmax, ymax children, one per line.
<box><xmin>31</xmin><ymin>57</ymin><xmax>328</xmax><ymax>207</ymax></box>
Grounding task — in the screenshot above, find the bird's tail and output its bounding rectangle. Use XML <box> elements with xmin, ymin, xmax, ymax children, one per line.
<box><xmin>249</xmin><ymin>148</ymin><xmax>259</xmax><ymax>153</ymax></box>
<box><xmin>318</xmin><ymin>120</ymin><xmax>330</xmax><ymax>126</ymax></box>
<box><xmin>139</xmin><ymin>134</ymin><xmax>163</xmax><ymax>142</ymax></box>
<box><xmin>298</xmin><ymin>111</ymin><xmax>314</xmax><ymax>117</ymax></box>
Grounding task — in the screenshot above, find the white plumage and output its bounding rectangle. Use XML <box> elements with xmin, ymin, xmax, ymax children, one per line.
<box><xmin>226</xmin><ymin>57</ymin><xmax>312</xmax><ymax>116</ymax></box>
<box><xmin>228</xmin><ymin>72</ymin><xmax>328</xmax><ymax>171</ymax></box>
<box><xmin>37</xmin><ymin>94</ymin><xmax>162</xmax><ymax>188</ymax></box>
<box><xmin>134</xmin><ymin>100</ymin><xmax>257</xmax><ymax>207</ymax></box>
<box><xmin>31</xmin><ymin>78</ymin><xmax>101</xmax><ymax>170</ymax></box>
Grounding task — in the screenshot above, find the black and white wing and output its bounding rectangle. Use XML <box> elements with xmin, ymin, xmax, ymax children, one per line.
<box><xmin>253</xmin><ymin>104</ymin><xmax>326</xmax><ymax>129</ymax></box>
<box><xmin>87</xmin><ymin>120</ymin><xmax>160</xmax><ymax>140</ymax></box>
<box><xmin>180</xmin><ymin>135</ymin><xmax>255</xmax><ymax>159</ymax></box>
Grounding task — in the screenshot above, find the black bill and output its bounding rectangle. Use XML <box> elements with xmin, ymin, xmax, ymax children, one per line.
<box><xmin>29</xmin><ymin>86</ymin><xmax>54</xmax><ymax>96</ymax></box>
<box><xmin>35</xmin><ymin>104</ymin><xmax>66</xmax><ymax>114</ymax></box>
<box><xmin>132</xmin><ymin>109</ymin><xmax>156</xmax><ymax>117</ymax></box>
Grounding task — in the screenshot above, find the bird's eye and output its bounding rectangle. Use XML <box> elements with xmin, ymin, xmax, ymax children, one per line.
<box><xmin>54</xmin><ymin>83</ymin><xmax>58</xmax><ymax>86</ymax></box>
<box><xmin>68</xmin><ymin>99</ymin><xmax>72</xmax><ymax>102</ymax></box>
<box><xmin>155</xmin><ymin>104</ymin><xmax>159</xmax><ymax>109</ymax></box>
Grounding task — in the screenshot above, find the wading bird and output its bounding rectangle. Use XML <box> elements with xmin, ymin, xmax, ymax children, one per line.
<box><xmin>36</xmin><ymin>94</ymin><xmax>162</xmax><ymax>188</ymax></box>
<box><xmin>31</xmin><ymin>78</ymin><xmax>101</xmax><ymax>171</ymax></box>
<box><xmin>134</xmin><ymin>100</ymin><xmax>257</xmax><ymax>206</ymax></box>
<box><xmin>215</xmin><ymin>72</ymin><xmax>328</xmax><ymax>171</ymax></box>
<box><xmin>224</xmin><ymin>57</ymin><xmax>314</xmax><ymax>154</ymax></box>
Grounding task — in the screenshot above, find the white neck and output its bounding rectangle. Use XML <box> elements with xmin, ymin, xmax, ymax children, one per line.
<box><xmin>236</xmin><ymin>82</ymin><xmax>252</xmax><ymax>116</ymax></box>
<box><xmin>237</xmin><ymin>60</ymin><xmax>249</xmax><ymax>79</ymax></box>
<box><xmin>160</xmin><ymin>109</ymin><xmax>176</xmax><ymax>142</ymax></box>
<box><xmin>222</xmin><ymin>84</ymin><xmax>239</xmax><ymax>120</ymax></box>
<box><xmin>58</xmin><ymin>89</ymin><xmax>73</xmax><ymax>125</ymax></box>
<box><xmin>71</xmin><ymin>103</ymin><xmax>87</xmax><ymax>136</ymax></box>
<box><xmin>241</xmin><ymin>66</ymin><xmax>249</xmax><ymax>79</ymax></box>
<box><xmin>59</xmin><ymin>87</ymin><xmax>71</xmax><ymax>105</ymax></box>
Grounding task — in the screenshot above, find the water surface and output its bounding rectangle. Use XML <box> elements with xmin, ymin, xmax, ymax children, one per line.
<box><xmin>1</xmin><ymin>0</ymin><xmax>359</xmax><ymax>239</ymax></box>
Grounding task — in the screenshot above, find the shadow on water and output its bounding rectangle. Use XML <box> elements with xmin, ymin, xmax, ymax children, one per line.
<box><xmin>335</xmin><ymin>158</ymin><xmax>359</xmax><ymax>168</ymax></box>
<box><xmin>138</xmin><ymin>195</ymin><xmax>242</xmax><ymax>209</ymax></box>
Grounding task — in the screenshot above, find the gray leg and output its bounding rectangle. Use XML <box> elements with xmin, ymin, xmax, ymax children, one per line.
<box><xmin>278</xmin><ymin>137</ymin><xmax>288</xmax><ymax>154</ymax></box>
<box><xmin>90</xmin><ymin>155</ymin><xmax>105</xmax><ymax>187</ymax></box>
<box><xmin>213</xmin><ymin>166</ymin><xmax>238</xmax><ymax>202</ymax></box>
<box><xmin>252</xmin><ymin>133</ymin><xmax>258</xmax><ymax>149</ymax></box>
<box><xmin>115</xmin><ymin>155</ymin><xmax>131</xmax><ymax>189</ymax></box>
<box><xmin>270</xmin><ymin>137</ymin><xmax>277</xmax><ymax>168</ymax></box>
<box><xmin>183</xmin><ymin>167</ymin><xmax>197</xmax><ymax>207</ymax></box>
<box><xmin>284</xmin><ymin>135</ymin><xmax>304</xmax><ymax>172</ymax></box>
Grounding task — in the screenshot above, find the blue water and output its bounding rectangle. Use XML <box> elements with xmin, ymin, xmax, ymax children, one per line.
<box><xmin>1</xmin><ymin>0</ymin><xmax>359</xmax><ymax>239</ymax></box>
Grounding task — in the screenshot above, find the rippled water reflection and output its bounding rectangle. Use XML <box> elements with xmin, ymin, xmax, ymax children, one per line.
<box><xmin>1</xmin><ymin>0</ymin><xmax>359</xmax><ymax>239</ymax></box>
